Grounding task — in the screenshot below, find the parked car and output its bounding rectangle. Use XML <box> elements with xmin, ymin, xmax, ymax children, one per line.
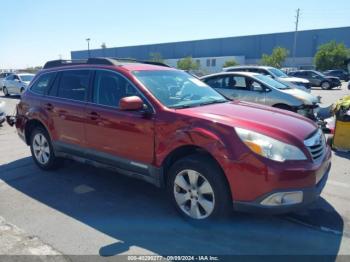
<box><xmin>223</xmin><ymin>66</ymin><xmax>311</xmax><ymax>92</ymax></box>
<box><xmin>201</xmin><ymin>72</ymin><xmax>319</xmax><ymax>120</ymax></box>
<box><xmin>0</xmin><ymin>101</ymin><xmax>5</xmax><ymax>125</ymax></box>
<box><xmin>2</xmin><ymin>73</ymin><xmax>35</xmax><ymax>96</ymax></box>
<box><xmin>288</xmin><ymin>70</ymin><xmax>341</xmax><ymax>90</ymax></box>
<box><xmin>15</xmin><ymin>58</ymin><xmax>331</xmax><ymax>221</ymax></box>
<box><xmin>0</xmin><ymin>72</ymin><xmax>12</xmax><ymax>91</ymax></box>
<box><xmin>323</xmin><ymin>69</ymin><xmax>349</xmax><ymax>82</ymax></box>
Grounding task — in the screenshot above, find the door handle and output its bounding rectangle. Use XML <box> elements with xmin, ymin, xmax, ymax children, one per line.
<box><xmin>88</xmin><ymin>111</ymin><xmax>100</xmax><ymax>120</ymax></box>
<box><xmin>45</xmin><ymin>103</ymin><xmax>54</xmax><ymax>111</ymax></box>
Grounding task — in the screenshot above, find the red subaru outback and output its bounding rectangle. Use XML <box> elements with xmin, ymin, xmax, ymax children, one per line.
<box><xmin>15</xmin><ymin>58</ymin><xmax>331</xmax><ymax>221</ymax></box>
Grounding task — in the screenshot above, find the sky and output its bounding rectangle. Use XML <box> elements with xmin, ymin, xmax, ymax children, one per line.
<box><xmin>0</xmin><ymin>0</ymin><xmax>349</xmax><ymax>68</ymax></box>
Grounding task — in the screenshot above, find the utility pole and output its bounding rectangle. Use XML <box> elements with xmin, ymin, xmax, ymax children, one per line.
<box><xmin>86</xmin><ymin>38</ymin><xmax>91</xmax><ymax>58</ymax></box>
<box><xmin>292</xmin><ymin>8</ymin><xmax>300</xmax><ymax>67</ymax></box>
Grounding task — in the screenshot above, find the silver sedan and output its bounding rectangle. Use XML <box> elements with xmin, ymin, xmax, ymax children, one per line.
<box><xmin>201</xmin><ymin>71</ymin><xmax>320</xmax><ymax>119</ymax></box>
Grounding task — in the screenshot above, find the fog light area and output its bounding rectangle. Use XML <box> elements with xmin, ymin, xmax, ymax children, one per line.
<box><xmin>260</xmin><ymin>191</ymin><xmax>303</xmax><ymax>206</ymax></box>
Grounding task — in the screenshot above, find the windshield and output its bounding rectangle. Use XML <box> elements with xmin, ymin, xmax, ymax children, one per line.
<box><xmin>268</xmin><ymin>68</ymin><xmax>289</xmax><ymax>78</ymax></box>
<box><xmin>254</xmin><ymin>74</ymin><xmax>290</xmax><ymax>89</ymax></box>
<box><xmin>313</xmin><ymin>71</ymin><xmax>326</xmax><ymax>77</ymax></box>
<box><xmin>20</xmin><ymin>75</ymin><xmax>34</xmax><ymax>82</ymax></box>
<box><xmin>133</xmin><ymin>70</ymin><xmax>227</xmax><ymax>109</ymax></box>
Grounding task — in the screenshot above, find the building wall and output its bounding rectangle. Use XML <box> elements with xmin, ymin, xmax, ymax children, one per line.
<box><xmin>165</xmin><ymin>56</ymin><xmax>245</xmax><ymax>74</ymax></box>
<box><xmin>71</xmin><ymin>26</ymin><xmax>350</xmax><ymax>68</ymax></box>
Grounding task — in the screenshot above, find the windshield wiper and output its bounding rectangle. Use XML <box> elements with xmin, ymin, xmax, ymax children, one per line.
<box><xmin>199</xmin><ymin>100</ymin><xmax>228</xmax><ymax>106</ymax></box>
<box><xmin>171</xmin><ymin>104</ymin><xmax>195</xmax><ymax>109</ymax></box>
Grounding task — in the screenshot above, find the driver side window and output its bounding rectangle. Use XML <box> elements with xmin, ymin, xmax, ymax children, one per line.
<box><xmin>251</xmin><ymin>81</ymin><xmax>264</xmax><ymax>92</ymax></box>
<box><xmin>93</xmin><ymin>71</ymin><xmax>141</xmax><ymax>108</ymax></box>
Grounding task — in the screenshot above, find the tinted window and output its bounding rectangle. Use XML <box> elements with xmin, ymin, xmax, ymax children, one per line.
<box><xmin>205</xmin><ymin>76</ymin><xmax>230</xmax><ymax>89</ymax></box>
<box><xmin>57</xmin><ymin>70</ymin><xmax>90</xmax><ymax>101</ymax></box>
<box><xmin>93</xmin><ymin>71</ymin><xmax>140</xmax><ymax>107</ymax></box>
<box><xmin>31</xmin><ymin>73</ymin><xmax>56</xmax><ymax>95</ymax></box>
<box><xmin>13</xmin><ymin>75</ymin><xmax>20</xmax><ymax>80</ymax></box>
<box><xmin>6</xmin><ymin>75</ymin><xmax>14</xmax><ymax>80</ymax></box>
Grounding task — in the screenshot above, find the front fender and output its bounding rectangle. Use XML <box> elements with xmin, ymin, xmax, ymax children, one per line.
<box><xmin>155</xmin><ymin>124</ymin><xmax>234</xmax><ymax>168</ymax></box>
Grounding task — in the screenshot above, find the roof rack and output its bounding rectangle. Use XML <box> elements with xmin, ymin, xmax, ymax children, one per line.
<box><xmin>43</xmin><ymin>57</ymin><xmax>171</xmax><ymax>69</ymax></box>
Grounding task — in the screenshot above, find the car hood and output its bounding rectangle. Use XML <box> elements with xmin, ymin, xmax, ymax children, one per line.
<box><xmin>280</xmin><ymin>76</ymin><xmax>309</xmax><ymax>84</ymax></box>
<box><xmin>324</xmin><ymin>76</ymin><xmax>340</xmax><ymax>81</ymax></box>
<box><xmin>178</xmin><ymin>101</ymin><xmax>317</xmax><ymax>142</ymax></box>
<box><xmin>280</xmin><ymin>88</ymin><xmax>319</xmax><ymax>105</ymax></box>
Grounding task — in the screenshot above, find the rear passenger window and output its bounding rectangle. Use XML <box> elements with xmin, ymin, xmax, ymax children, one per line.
<box><xmin>57</xmin><ymin>70</ymin><xmax>90</xmax><ymax>101</ymax></box>
<box><xmin>31</xmin><ymin>73</ymin><xmax>56</xmax><ymax>95</ymax></box>
<box><xmin>93</xmin><ymin>71</ymin><xmax>140</xmax><ymax>108</ymax></box>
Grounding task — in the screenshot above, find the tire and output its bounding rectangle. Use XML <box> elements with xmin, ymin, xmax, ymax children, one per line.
<box><xmin>167</xmin><ymin>154</ymin><xmax>232</xmax><ymax>221</ymax></box>
<box><xmin>3</xmin><ymin>87</ymin><xmax>9</xmax><ymax>97</ymax></box>
<box><xmin>321</xmin><ymin>81</ymin><xmax>331</xmax><ymax>90</ymax></box>
<box><xmin>29</xmin><ymin>127</ymin><xmax>63</xmax><ymax>170</ymax></box>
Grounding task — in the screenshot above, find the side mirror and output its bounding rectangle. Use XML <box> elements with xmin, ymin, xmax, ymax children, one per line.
<box><xmin>119</xmin><ymin>96</ymin><xmax>144</xmax><ymax>111</ymax></box>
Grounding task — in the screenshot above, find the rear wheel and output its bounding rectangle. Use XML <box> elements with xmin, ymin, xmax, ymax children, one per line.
<box><xmin>321</xmin><ymin>81</ymin><xmax>331</xmax><ymax>90</ymax></box>
<box><xmin>3</xmin><ymin>87</ymin><xmax>9</xmax><ymax>97</ymax></box>
<box><xmin>167</xmin><ymin>154</ymin><xmax>231</xmax><ymax>221</ymax></box>
<box><xmin>30</xmin><ymin>127</ymin><xmax>62</xmax><ymax>170</ymax></box>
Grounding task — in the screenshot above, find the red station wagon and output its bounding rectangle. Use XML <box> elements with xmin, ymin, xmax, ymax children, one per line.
<box><xmin>15</xmin><ymin>58</ymin><xmax>332</xmax><ymax>221</ymax></box>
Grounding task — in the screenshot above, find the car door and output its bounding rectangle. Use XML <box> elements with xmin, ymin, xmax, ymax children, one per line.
<box><xmin>308</xmin><ymin>71</ymin><xmax>322</xmax><ymax>86</ymax></box>
<box><xmin>84</xmin><ymin>69</ymin><xmax>155</xmax><ymax>169</ymax></box>
<box><xmin>45</xmin><ymin>69</ymin><xmax>91</xmax><ymax>152</ymax></box>
<box><xmin>5</xmin><ymin>75</ymin><xmax>15</xmax><ymax>93</ymax></box>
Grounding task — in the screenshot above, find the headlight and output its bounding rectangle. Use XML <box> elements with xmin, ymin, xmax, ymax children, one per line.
<box><xmin>235</xmin><ymin>128</ymin><xmax>307</xmax><ymax>162</ymax></box>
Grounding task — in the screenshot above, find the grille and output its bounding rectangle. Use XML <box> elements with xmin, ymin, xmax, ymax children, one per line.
<box><xmin>304</xmin><ymin>129</ymin><xmax>326</xmax><ymax>161</ymax></box>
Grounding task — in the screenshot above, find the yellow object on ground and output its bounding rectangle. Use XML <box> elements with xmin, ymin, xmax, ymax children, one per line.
<box><xmin>332</xmin><ymin>95</ymin><xmax>350</xmax><ymax>151</ymax></box>
<box><xmin>333</xmin><ymin>95</ymin><xmax>350</xmax><ymax>113</ymax></box>
<box><xmin>333</xmin><ymin>121</ymin><xmax>350</xmax><ymax>151</ymax></box>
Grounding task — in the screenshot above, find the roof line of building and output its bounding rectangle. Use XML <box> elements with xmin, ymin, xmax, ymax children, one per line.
<box><xmin>72</xmin><ymin>26</ymin><xmax>350</xmax><ymax>53</ymax></box>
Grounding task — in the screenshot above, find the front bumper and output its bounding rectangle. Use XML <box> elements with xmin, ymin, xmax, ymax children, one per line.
<box><xmin>0</xmin><ymin>112</ymin><xmax>5</xmax><ymax>125</ymax></box>
<box><xmin>232</xmin><ymin>160</ymin><xmax>331</xmax><ymax>214</ymax></box>
<box><xmin>295</xmin><ymin>105</ymin><xmax>319</xmax><ymax>120</ymax></box>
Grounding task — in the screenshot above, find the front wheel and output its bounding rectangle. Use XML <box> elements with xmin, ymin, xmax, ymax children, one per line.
<box><xmin>167</xmin><ymin>154</ymin><xmax>231</xmax><ymax>221</ymax></box>
<box><xmin>321</xmin><ymin>81</ymin><xmax>331</xmax><ymax>90</ymax></box>
<box><xmin>3</xmin><ymin>87</ymin><xmax>9</xmax><ymax>97</ymax></box>
<box><xmin>30</xmin><ymin>127</ymin><xmax>63</xmax><ymax>170</ymax></box>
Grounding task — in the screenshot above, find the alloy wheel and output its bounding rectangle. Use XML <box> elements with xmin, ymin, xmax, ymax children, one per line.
<box><xmin>173</xmin><ymin>169</ymin><xmax>215</xmax><ymax>219</ymax></box>
<box><xmin>321</xmin><ymin>82</ymin><xmax>330</xmax><ymax>89</ymax></box>
<box><xmin>32</xmin><ymin>133</ymin><xmax>50</xmax><ymax>165</ymax></box>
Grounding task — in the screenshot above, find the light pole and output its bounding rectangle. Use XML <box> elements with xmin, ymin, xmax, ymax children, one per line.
<box><xmin>292</xmin><ymin>8</ymin><xmax>300</xmax><ymax>67</ymax></box>
<box><xmin>86</xmin><ymin>38</ymin><xmax>91</xmax><ymax>58</ymax></box>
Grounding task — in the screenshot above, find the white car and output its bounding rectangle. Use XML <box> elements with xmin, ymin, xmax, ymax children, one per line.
<box><xmin>0</xmin><ymin>101</ymin><xmax>5</xmax><ymax>125</ymax></box>
<box><xmin>2</xmin><ymin>73</ymin><xmax>35</xmax><ymax>96</ymax></box>
<box><xmin>223</xmin><ymin>66</ymin><xmax>311</xmax><ymax>93</ymax></box>
<box><xmin>0</xmin><ymin>72</ymin><xmax>12</xmax><ymax>91</ymax></box>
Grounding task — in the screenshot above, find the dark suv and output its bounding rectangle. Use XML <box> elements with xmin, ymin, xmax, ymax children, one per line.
<box><xmin>289</xmin><ymin>70</ymin><xmax>341</xmax><ymax>89</ymax></box>
<box><xmin>15</xmin><ymin>58</ymin><xmax>331</xmax><ymax>221</ymax></box>
<box><xmin>323</xmin><ymin>69</ymin><xmax>349</xmax><ymax>82</ymax></box>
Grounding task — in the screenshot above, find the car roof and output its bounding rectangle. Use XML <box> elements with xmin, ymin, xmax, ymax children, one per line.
<box><xmin>224</xmin><ymin>65</ymin><xmax>273</xmax><ymax>70</ymax></box>
<box><xmin>201</xmin><ymin>71</ymin><xmax>260</xmax><ymax>78</ymax></box>
<box><xmin>41</xmin><ymin>58</ymin><xmax>174</xmax><ymax>73</ymax></box>
<box><xmin>17</xmin><ymin>73</ymin><xmax>35</xmax><ymax>75</ymax></box>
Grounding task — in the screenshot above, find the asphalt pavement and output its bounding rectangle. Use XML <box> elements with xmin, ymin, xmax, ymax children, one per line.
<box><xmin>0</xmin><ymin>83</ymin><xmax>349</xmax><ymax>259</ymax></box>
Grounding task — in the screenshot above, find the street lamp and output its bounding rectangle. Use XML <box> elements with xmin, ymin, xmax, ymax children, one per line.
<box><xmin>86</xmin><ymin>38</ymin><xmax>91</xmax><ymax>58</ymax></box>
